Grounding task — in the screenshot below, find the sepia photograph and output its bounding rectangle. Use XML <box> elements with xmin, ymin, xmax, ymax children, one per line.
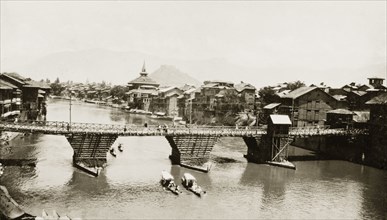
<box><xmin>0</xmin><ymin>0</ymin><xmax>386</xmax><ymax>219</ymax></box>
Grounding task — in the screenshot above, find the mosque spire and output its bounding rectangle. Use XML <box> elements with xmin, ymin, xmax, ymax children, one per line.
<box><xmin>141</xmin><ymin>61</ymin><xmax>146</xmax><ymax>73</ymax></box>
<box><xmin>139</xmin><ymin>61</ymin><xmax>148</xmax><ymax>76</ymax></box>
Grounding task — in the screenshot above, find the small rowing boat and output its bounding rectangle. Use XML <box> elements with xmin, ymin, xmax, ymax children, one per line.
<box><xmin>181</xmin><ymin>173</ymin><xmax>206</xmax><ymax>197</ymax></box>
<box><xmin>161</xmin><ymin>171</ymin><xmax>181</xmax><ymax>195</ymax></box>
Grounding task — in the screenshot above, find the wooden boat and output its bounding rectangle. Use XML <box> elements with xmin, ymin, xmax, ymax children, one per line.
<box><xmin>181</xmin><ymin>173</ymin><xmax>206</xmax><ymax>197</ymax></box>
<box><xmin>109</xmin><ymin>148</ymin><xmax>116</xmax><ymax>157</ymax></box>
<box><xmin>160</xmin><ymin>171</ymin><xmax>181</xmax><ymax>195</ymax></box>
<box><xmin>180</xmin><ymin>162</ymin><xmax>212</xmax><ymax>173</ymax></box>
<box><xmin>150</xmin><ymin>112</ymin><xmax>173</xmax><ymax>121</ymax></box>
<box><xmin>118</xmin><ymin>144</ymin><xmax>123</xmax><ymax>152</ymax></box>
<box><xmin>267</xmin><ymin>160</ymin><xmax>296</xmax><ymax>170</ymax></box>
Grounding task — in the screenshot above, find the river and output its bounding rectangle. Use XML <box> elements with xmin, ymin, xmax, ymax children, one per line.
<box><xmin>1</xmin><ymin>100</ymin><xmax>386</xmax><ymax>219</ymax></box>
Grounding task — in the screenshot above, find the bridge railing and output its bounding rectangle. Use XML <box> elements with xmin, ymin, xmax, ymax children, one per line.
<box><xmin>0</xmin><ymin>120</ymin><xmax>267</xmax><ymax>136</ymax></box>
<box><xmin>0</xmin><ymin>120</ymin><xmax>367</xmax><ymax>136</ymax></box>
<box><xmin>289</xmin><ymin>126</ymin><xmax>368</xmax><ymax>136</ymax></box>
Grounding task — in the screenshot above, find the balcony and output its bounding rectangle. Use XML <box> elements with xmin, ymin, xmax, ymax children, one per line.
<box><xmin>0</xmin><ymin>99</ymin><xmax>12</xmax><ymax>104</ymax></box>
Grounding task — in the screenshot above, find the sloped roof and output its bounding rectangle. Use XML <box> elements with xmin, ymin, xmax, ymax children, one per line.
<box><xmin>332</xmin><ymin>95</ymin><xmax>347</xmax><ymax>101</ymax></box>
<box><xmin>0</xmin><ymin>79</ymin><xmax>18</xmax><ymax>89</ymax></box>
<box><xmin>202</xmin><ymin>83</ymin><xmax>219</xmax><ymax>88</ymax></box>
<box><xmin>270</xmin><ymin>115</ymin><xmax>292</xmax><ymax>125</ymax></box>
<box><xmin>341</xmin><ymin>84</ymin><xmax>358</xmax><ymax>90</ymax></box>
<box><xmin>128</xmin><ymin>74</ymin><xmax>159</xmax><ymax>86</ymax></box>
<box><xmin>165</xmin><ymin>91</ymin><xmax>181</xmax><ymax>97</ymax></box>
<box><xmin>263</xmin><ymin>103</ymin><xmax>281</xmax><ymax>109</ymax></box>
<box><xmin>327</xmin><ymin>109</ymin><xmax>354</xmax><ymax>115</ymax></box>
<box><xmin>184</xmin><ymin>88</ymin><xmax>196</xmax><ymax>94</ymax></box>
<box><xmin>0</xmin><ymin>82</ymin><xmax>13</xmax><ymax>90</ymax></box>
<box><xmin>366</xmin><ymin>93</ymin><xmax>387</xmax><ymax>105</ymax></box>
<box><xmin>351</xmin><ymin>91</ymin><xmax>367</xmax><ymax>96</ymax></box>
<box><xmin>0</xmin><ymin>73</ymin><xmax>26</xmax><ymax>86</ymax></box>
<box><xmin>276</xmin><ymin>89</ymin><xmax>292</xmax><ymax>98</ymax></box>
<box><xmin>180</xmin><ymin>84</ymin><xmax>195</xmax><ymax>91</ymax></box>
<box><xmin>215</xmin><ymin>90</ymin><xmax>229</xmax><ymax>98</ymax></box>
<box><xmin>234</xmin><ymin>82</ymin><xmax>256</xmax><ymax>92</ymax></box>
<box><xmin>194</xmin><ymin>87</ymin><xmax>202</xmax><ymax>93</ymax></box>
<box><xmin>126</xmin><ymin>89</ymin><xmax>158</xmax><ymax>96</ymax></box>
<box><xmin>281</xmin><ymin>86</ymin><xmax>318</xmax><ymax>99</ymax></box>
<box><xmin>24</xmin><ymin>80</ymin><xmax>51</xmax><ymax>89</ymax></box>
<box><xmin>353</xmin><ymin>111</ymin><xmax>370</xmax><ymax>123</ymax></box>
<box><xmin>159</xmin><ymin>86</ymin><xmax>176</xmax><ymax>93</ymax></box>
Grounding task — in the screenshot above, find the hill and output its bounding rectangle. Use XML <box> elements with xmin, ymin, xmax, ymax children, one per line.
<box><xmin>149</xmin><ymin>65</ymin><xmax>201</xmax><ymax>87</ymax></box>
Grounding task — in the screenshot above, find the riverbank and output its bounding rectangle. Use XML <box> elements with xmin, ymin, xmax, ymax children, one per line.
<box><xmin>0</xmin><ymin>131</ymin><xmax>21</xmax><ymax>143</ymax></box>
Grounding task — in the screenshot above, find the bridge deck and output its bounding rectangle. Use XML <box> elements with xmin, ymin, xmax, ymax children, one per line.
<box><xmin>0</xmin><ymin>121</ymin><xmax>368</xmax><ymax>137</ymax></box>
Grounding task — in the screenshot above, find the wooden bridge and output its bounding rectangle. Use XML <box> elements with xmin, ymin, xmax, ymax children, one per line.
<box><xmin>0</xmin><ymin>121</ymin><xmax>367</xmax><ymax>137</ymax></box>
<box><xmin>0</xmin><ymin>120</ymin><xmax>367</xmax><ymax>176</ymax></box>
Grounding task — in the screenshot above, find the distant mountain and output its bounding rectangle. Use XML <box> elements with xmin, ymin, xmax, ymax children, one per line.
<box><xmin>149</xmin><ymin>65</ymin><xmax>201</xmax><ymax>87</ymax></box>
<box><xmin>2</xmin><ymin>48</ymin><xmax>385</xmax><ymax>89</ymax></box>
<box><xmin>2</xmin><ymin>48</ymin><xmax>264</xmax><ymax>87</ymax></box>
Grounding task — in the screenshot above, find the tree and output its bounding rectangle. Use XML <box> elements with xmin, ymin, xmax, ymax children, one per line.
<box><xmin>110</xmin><ymin>85</ymin><xmax>127</xmax><ymax>99</ymax></box>
<box><xmin>258</xmin><ymin>86</ymin><xmax>279</xmax><ymax>108</ymax></box>
<box><xmin>50</xmin><ymin>77</ymin><xmax>65</xmax><ymax>96</ymax></box>
<box><xmin>214</xmin><ymin>89</ymin><xmax>243</xmax><ymax>125</ymax></box>
<box><xmin>50</xmin><ymin>82</ymin><xmax>65</xmax><ymax>96</ymax></box>
<box><xmin>286</xmin><ymin>80</ymin><xmax>305</xmax><ymax>91</ymax></box>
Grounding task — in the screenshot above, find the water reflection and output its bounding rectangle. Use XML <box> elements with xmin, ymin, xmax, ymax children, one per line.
<box><xmin>0</xmin><ymin>100</ymin><xmax>386</xmax><ymax>219</ymax></box>
<box><xmin>66</xmin><ymin>170</ymin><xmax>110</xmax><ymax>193</ymax></box>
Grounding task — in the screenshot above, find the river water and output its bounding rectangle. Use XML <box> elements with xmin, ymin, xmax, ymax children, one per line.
<box><xmin>1</xmin><ymin>100</ymin><xmax>386</xmax><ymax>219</ymax></box>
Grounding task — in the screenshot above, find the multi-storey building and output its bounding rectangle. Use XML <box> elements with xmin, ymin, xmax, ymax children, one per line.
<box><xmin>280</xmin><ymin>86</ymin><xmax>338</xmax><ymax>127</ymax></box>
<box><xmin>365</xmin><ymin>93</ymin><xmax>387</xmax><ymax>170</ymax></box>
<box><xmin>127</xmin><ymin>63</ymin><xmax>159</xmax><ymax>111</ymax></box>
<box><xmin>176</xmin><ymin>80</ymin><xmax>256</xmax><ymax>125</ymax></box>
<box><xmin>234</xmin><ymin>81</ymin><xmax>256</xmax><ymax>112</ymax></box>
<box><xmin>0</xmin><ymin>73</ymin><xmax>50</xmax><ymax>121</ymax></box>
<box><xmin>358</xmin><ymin>77</ymin><xmax>386</xmax><ymax>91</ymax></box>
<box><xmin>0</xmin><ymin>80</ymin><xmax>18</xmax><ymax>119</ymax></box>
<box><xmin>150</xmin><ymin>87</ymin><xmax>183</xmax><ymax>116</ymax></box>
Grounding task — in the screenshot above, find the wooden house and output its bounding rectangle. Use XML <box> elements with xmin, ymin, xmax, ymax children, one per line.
<box><xmin>280</xmin><ymin>86</ymin><xmax>338</xmax><ymax>127</ymax></box>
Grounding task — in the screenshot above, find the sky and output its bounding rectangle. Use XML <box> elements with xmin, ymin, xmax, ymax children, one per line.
<box><xmin>0</xmin><ymin>1</ymin><xmax>386</xmax><ymax>86</ymax></box>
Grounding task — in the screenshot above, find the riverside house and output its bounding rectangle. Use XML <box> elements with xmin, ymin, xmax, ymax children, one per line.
<box><xmin>279</xmin><ymin>86</ymin><xmax>338</xmax><ymax>127</ymax></box>
<box><xmin>0</xmin><ymin>73</ymin><xmax>50</xmax><ymax>121</ymax></box>
<box><xmin>127</xmin><ymin>63</ymin><xmax>159</xmax><ymax>111</ymax></box>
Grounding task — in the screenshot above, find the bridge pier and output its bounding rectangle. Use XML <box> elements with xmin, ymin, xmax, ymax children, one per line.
<box><xmin>243</xmin><ymin>135</ymin><xmax>271</xmax><ymax>163</ymax></box>
<box><xmin>66</xmin><ymin>133</ymin><xmax>118</xmax><ymax>176</ymax></box>
<box><xmin>166</xmin><ymin>135</ymin><xmax>219</xmax><ymax>172</ymax></box>
<box><xmin>244</xmin><ymin>115</ymin><xmax>295</xmax><ymax>169</ymax></box>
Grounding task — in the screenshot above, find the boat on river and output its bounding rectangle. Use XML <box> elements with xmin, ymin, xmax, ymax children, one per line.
<box><xmin>181</xmin><ymin>173</ymin><xmax>206</xmax><ymax>197</ymax></box>
<box><xmin>267</xmin><ymin>160</ymin><xmax>296</xmax><ymax>170</ymax></box>
<box><xmin>110</xmin><ymin>148</ymin><xmax>116</xmax><ymax>157</ymax></box>
<box><xmin>150</xmin><ymin>112</ymin><xmax>172</xmax><ymax>121</ymax></box>
<box><xmin>118</xmin><ymin>144</ymin><xmax>123</xmax><ymax>152</ymax></box>
<box><xmin>160</xmin><ymin>171</ymin><xmax>181</xmax><ymax>195</ymax></box>
<box><xmin>128</xmin><ymin>109</ymin><xmax>152</xmax><ymax>115</ymax></box>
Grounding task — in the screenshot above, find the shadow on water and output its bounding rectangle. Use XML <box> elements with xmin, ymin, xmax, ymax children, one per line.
<box><xmin>65</xmin><ymin>169</ymin><xmax>110</xmax><ymax>192</ymax></box>
<box><xmin>239</xmin><ymin>163</ymin><xmax>294</xmax><ymax>207</ymax></box>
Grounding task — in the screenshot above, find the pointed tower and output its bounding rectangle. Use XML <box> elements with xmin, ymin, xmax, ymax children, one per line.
<box><xmin>127</xmin><ymin>62</ymin><xmax>159</xmax><ymax>90</ymax></box>
<box><xmin>140</xmin><ymin>61</ymin><xmax>147</xmax><ymax>76</ymax></box>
